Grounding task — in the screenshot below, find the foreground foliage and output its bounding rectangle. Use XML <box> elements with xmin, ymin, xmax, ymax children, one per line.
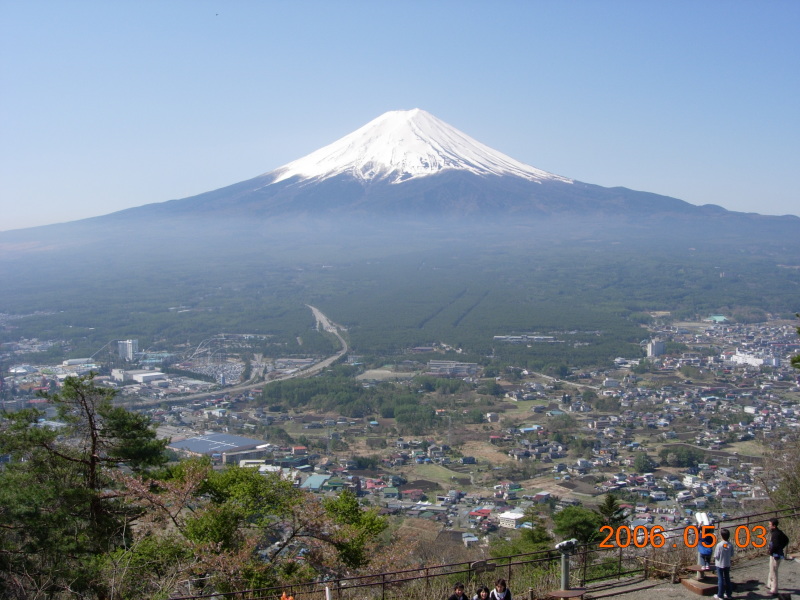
<box><xmin>0</xmin><ymin>375</ymin><xmax>168</xmax><ymax>598</ymax></box>
<box><xmin>0</xmin><ymin>377</ymin><xmax>393</xmax><ymax>599</ymax></box>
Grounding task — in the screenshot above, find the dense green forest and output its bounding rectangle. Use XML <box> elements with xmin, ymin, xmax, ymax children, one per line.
<box><xmin>259</xmin><ymin>367</ymin><xmax>484</xmax><ymax>433</ymax></box>
<box><xmin>2</xmin><ymin>234</ymin><xmax>799</xmax><ymax>370</ymax></box>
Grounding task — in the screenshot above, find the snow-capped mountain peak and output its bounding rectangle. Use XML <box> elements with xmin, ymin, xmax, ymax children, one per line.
<box><xmin>270</xmin><ymin>109</ymin><xmax>572</xmax><ymax>185</ymax></box>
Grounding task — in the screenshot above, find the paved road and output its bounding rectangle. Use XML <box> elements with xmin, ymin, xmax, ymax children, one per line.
<box><xmin>587</xmin><ymin>554</ymin><xmax>800</xmax><ymax>600</ymax></box>
<box><xmin>526</xmin><ymin>370</ymin><xmax>600</xmax><ymax>393</ymax></box>
<box><xmin>306</xmin><ymin>304</ymin><xmax>349</xmax><ymax>367</ymax></box>
<box><xmin>124</xmin><ymin>305</ymin><xmax>347</xmax><ymax>409</ymax></box>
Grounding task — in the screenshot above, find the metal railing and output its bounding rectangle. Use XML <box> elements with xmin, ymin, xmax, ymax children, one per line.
<box><xmin>170</xmin><ymin>505</ymin><xmax>799</xmax><ymax>600</ymax></box>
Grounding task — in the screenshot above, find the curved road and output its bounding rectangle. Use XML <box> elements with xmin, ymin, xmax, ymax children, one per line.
<box><xmin>126</xmin><ymin>305</ymin><xmax>348</xmax><ymax>409</ymax></box>
<box><xmin>306</xmin><ymin>304</ymin><xmax>349</xmax><ymax>368</ymax></box>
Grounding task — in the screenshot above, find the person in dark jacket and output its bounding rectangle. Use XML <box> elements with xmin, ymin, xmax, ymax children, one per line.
<box><xmin>489</xmin><ymin>578</ymin><xmax>511</xmax><ymax>600</ymax></box>
<box><xmin>766</xmin><ymin>518</ymin><xmax>790</xmax><ymax>595</ymax></box>
<box><xmin>448</xmin><ymin>583</ymin><xmax>468</xmax><ymax>600</ymax></box>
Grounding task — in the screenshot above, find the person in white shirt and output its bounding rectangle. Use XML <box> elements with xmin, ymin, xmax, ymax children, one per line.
<box><xmin>713</xmin><ymin>528</ymin><xmax>734</xmax><ymax>600</ymax></box>
<box><xmin>489</xmin><ymin>579</ymin><xmax>512</xmax><ymax>600</ymax></box>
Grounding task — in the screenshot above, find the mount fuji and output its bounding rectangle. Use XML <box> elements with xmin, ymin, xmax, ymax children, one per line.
<box><xmin>2</xmin><ymin>108</ymin><xmax>799</xmax><ymax>257</ymax></box>
<box><xmin>104</xmin><ymin>108</ymin><xmax>731</xmax><ymax>220</ymax></box>
<box><xmin>2</xmin><ymin>109</ymin><xmax>799</xmax><ymax>352</ymax></box>
<box><xmin>269</xmin><ymin>108</ymin><xmax>572</xmax><ymax>185</ymax></box>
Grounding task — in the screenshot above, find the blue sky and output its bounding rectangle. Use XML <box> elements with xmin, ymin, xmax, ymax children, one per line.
<box><xmin>2</xmin><ymin>0</ymin><xmax>798</xmax><ymax>231</ymax></box>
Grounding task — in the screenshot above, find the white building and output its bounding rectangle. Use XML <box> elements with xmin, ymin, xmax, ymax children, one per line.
<box><xmin>118</xmin><ymin>339</ymin><xmax>139</xmax><ymax>361</ymax></box>
<box><xmin>729</xmin><ymin>351</ymin><xmax>780</xmax><ymax>368</ymax></box>
<box><xmin>112</xmin><ymin>368</ymin><xmax>164</xmax><ymax>383</ymax></box>
<box><xmin>647</xmin><ymin>339</ymin><xmax>666</xmax><ymax>357</ymax></box>
<box><xmin>131</xmin><ymin>371</ymin><xmax>165</xmax><ymax>384</ymax></box>
<box><xmin>498</xmin><ymin>511</ymin><xmax>526</xmax><ymax>529</ymax></box>
<box><xmin>62</xmin><ymin>358</ymin><xmax>92</xmax><ymax>366</ymax></box>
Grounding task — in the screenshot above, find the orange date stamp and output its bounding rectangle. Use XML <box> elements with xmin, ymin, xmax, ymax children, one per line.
<box><xmin>598</xmin><ymin>524</ymin><xmax>768</xmax><ymax>549</ymax></box>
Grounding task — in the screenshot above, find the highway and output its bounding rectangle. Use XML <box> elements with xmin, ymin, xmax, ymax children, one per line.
<box><xmin>124</xmin><ymin>305</ymin><xmax>348</xmax><ymax>409</ymax></box>
<box><xmin>305</xmin><ymin>304</ymin><xmax>349</xmax><ymax>369</ymax></box>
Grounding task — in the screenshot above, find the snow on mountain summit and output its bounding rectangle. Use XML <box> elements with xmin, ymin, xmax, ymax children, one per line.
<box><xmin>270</xmin><ymin>109</ymin><xmax>572</xmax><ymax>185</ymax></box>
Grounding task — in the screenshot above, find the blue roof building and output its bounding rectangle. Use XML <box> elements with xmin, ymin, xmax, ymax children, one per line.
<box><xmin>300</xmin><ymin>474</ymin><xmax>331</xmax><ymax>491</ymax></box>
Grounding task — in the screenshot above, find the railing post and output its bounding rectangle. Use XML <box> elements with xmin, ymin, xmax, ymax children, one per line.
<box><xmin>581</xmin><ymin>545</ymin><xmax>587</xmax><ymax>586</ymax></box>
<box><xmin>163</xmin><ymin>511</ymin><xmax>800</xmax><ymax>600</ymax></box>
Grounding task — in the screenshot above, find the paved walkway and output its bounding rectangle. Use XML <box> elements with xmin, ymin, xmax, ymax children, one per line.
<box><xmin>583</xmin><ymin>556</ymin><xmax>800</xmax><ymax>600</ymax></box>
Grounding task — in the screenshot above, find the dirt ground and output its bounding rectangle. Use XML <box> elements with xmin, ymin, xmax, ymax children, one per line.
<box><xmin>519</xmin><ymin>475</ymin><xmax>587</xmax><ymax>499</ymax></box>
<box><xmin>356</xmin><ymin>368</ymin><xmax>416</xmax><ymax>381</ymax></box>
<box><xmin>395</xmin><ymin>517</ymin><xmax>442</xmax><ymax>543</ymax></box>
<box><xmin>460</xmin><ymin>440</ymin><xmax>514</xmax><ymax>465</ymax></box>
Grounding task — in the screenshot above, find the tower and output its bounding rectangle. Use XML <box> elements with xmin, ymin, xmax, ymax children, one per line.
<box><xmin>647</xmin><ymin>339</ymin><xmax>665</xmax><ymax>358</ymax></box>
<box><xmin>118</xmin><ymin>339</ymin><xmax>139</xmax><ymax>361</ymax></box>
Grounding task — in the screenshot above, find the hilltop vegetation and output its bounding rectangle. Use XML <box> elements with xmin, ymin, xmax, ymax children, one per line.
<box><xmin>0</xmin><ymin>377</ymin><xmax>394</xmax><ymax>599</ymax></box>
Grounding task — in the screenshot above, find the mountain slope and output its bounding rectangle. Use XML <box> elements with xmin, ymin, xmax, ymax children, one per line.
<box><xmin>1</xmin><ymin>108</ymin><xmax>799</xmax><ymax>255</ymax></box>
<box><xmin>1</xmin><ymin>109</ymin><xmax>799</xmax><ymax>352</ymax></box>
<box><xmin>101</xmin><ymin>108</ymin><xmax>774</xmax><ymax>223</ymax></box>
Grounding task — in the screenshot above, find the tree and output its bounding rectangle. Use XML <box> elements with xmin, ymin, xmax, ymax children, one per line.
<box><xmin>113</xmin><ymin>463</ymin><xmax>392</xmax><ymax>596</ymax></box>
<box><xmin>658</xmin><ymin>446</ymin><xmax>704</xmax><ymax>468</ymax></box>
<box><xmin>633</xmin><ymin>453</ymin><xmax>656</xmax><ymax>473</ymax></box>
<box><xmin>505</xmin><ymin>368</ymin><xmax>522</xmax><ymax>382</ymax></box>
<box><xmin>0</xmin><ymin>375</ymin><xmax>168</xmax><ymax>599</ymax></box>
<box><xmin>680</xmin><ymin>364</ymin><xmax>701</xmax><ymax>379</ymax></box>
<box><xmin>477</xmin><ymin>380</ymin><xmax>504</xmax><ymax>396</ymax></box>
<box><xmin>551</xmin><ymin>414</ymin><xmax>577</xmax><ymax>431</ymax></box>
<box><xmin>322</xmin><ymin>490</ymin><xmax>387</xmax><ymax>570</ymax></box>
<box><xmin>490</xmin><ymin>516</ymin><xmax>553</xmax><ymax>557</ymax></box>
<box><xmin>595</xmin><ymin>494</ymin><xmax>627</xmax><ymax>526</ymax></box>
<box><xmin>595</xmin><ymin>395</ymin><xmax>620</xmax><ymax>412</ymax></box>
<box><xmin>520</xmin><ymin>507</ymin><xmax>555</xmax><ymax>548</ymax></box>
<box><xmin>552</xmin><ymin>506</ymin><xmax>603</xmax><ymax>544</ymax></box>
<box><xmin>793</xmin><ymin>314</ymin><xmax>800</xmax><ymax>371</ymax></box>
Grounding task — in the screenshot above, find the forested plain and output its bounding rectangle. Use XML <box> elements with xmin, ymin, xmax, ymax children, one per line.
<box><xmin>2</xmin><ymin>228</ymin><xmax>799</xmax><ymax>371</ymax></box>
<box><xmin>3</xmin><ymin>218</ymin><xmax>800</xmax><ymax>599</ymax></box>
<box><xmin>260</xmin><ymin>366</ymin><xmax>476</xmax><ymax>432</ymax></box>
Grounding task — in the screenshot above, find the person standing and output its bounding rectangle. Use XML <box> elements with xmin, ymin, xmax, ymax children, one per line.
<box><xmin>699</xmin><ymin>532</ymin><xmax>714</xmax><ymax>570</ymax></box>
<box><xmin>766</xmin><ymin>518</ymin><xmax>790</xmax><ymax>596</ymax></box>
<box><xmin>713</xmin><ymin>528</ymin><xmax>734</xmax><ymax>600</ymax></box>
<box><xmin>489</xmin><ymin>578</ymin><xmax>512</xmax><ymax>600</ymax></box>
